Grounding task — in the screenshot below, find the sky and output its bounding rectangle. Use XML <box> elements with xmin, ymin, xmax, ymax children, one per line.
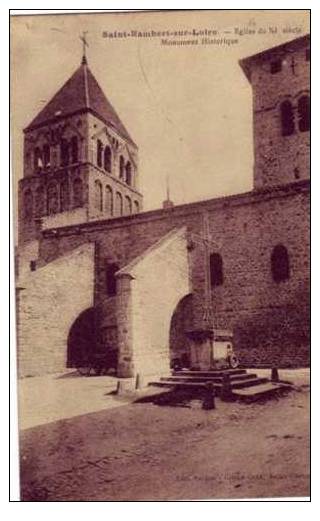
<box><xmin>11</xmin><ymin>10</ymin><xmax>310</xmax><ymax>213</ymax></box>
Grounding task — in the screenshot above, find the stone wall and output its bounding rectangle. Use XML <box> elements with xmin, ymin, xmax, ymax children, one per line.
<box><xmin>249</xmin><ymin>37</ymin><xmax>310</xmax><ymax>189</ymax></box>
<box><xmin>17</xmin><ymin>243</ymin><xmax>95</xmax><ymax>377</ymax></box>
<box><xmin>35</xmin><ymin>180</ymin><xmax>309</xmax><ymax>370</ymax></box>
<box><xmin>116</xmin><ymin>227</ymin><xmax>191</xmax><ymax>381</ymax></box>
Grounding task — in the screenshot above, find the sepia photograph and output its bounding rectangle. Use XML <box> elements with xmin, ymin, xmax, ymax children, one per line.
<box><xmin>10</xmin><ymin>9</ymin><xmax>310</xmax><ymax>501</ymax></box>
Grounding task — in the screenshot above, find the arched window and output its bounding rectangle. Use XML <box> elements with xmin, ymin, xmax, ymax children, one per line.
<box><xmin>125</xmin><ymin>161</ymin><xmax>132</xmax><ymax>185</ymax></box>
<box><xmin>97</xmin><ymin>140</ymin><xmax>103</xmax><ymax>168</ymax></box>
<box><xmin>280</xmin><ymin>100</ymin><xmax>294</xmax><ymax>137</ymax></box>
<box><xmin>35</xmin><ymin>186</ymin><xmax>45</xmax><ymax>217</ymax></box>
<box><xmin>94</xmin><ymin>180</ymin><xmax>103</xmax><ymax>211</ymax></box>
<box><xmin>210</xmin><ymin>253</ymin><xmax>223</xmax><ymax>287</ymax></box>
<box><xmin>134</xmin><ymin>200</ymin><xmax>140</xmax><ymax>213</ymax></box>
<box><xmin>105</xmin><ymin>185</ymin><xmax>113</xmax><ymax>216</ymax></box>
<box><xmin>119</xmin><ymin>155</ymin><xmax>125</xmax><ymax>179</ymax></box>
<box><xmin>73</xmin><ymin>178</ymin><xmax>83</xmax><ymax>208</ymax></box>
<box><xmin>271</xmin><ymin>245</ymin><xmax>290</xmax><ymax>282</ymax></box>
<box><xmin>60</xmin><ymin>139</ymin><xmax>70</xmax><ymax>166</ymax></box>
<box><xmin>47</xmin><ymin>183</ymin><xmax>59</xmax><ymax>215</ymax></box>
<box><xmin>34</xmin><ymin>147</ymin><xmax>43</xmax><ymax>172</ymax></box>
<box><xmin>71</xmin><ymin>136</ymin><xmax>78</xmax><ymax>163</ymax></box>
<box><xmin>43</xmin><ymin>144</ymin><xmax>50</xmax><ymax>168</ymax></box>
<box><xmin>60</xmin><ymin>180</ymin><xmax>70</xmax><ymax>212</ymax></box>
<box><xmin>124</xmin><ymin>195</ymin><xmax>132</xmax><ymax>215</ymax></box>
<box><xmin>23</xmin><ymin>189</ymin><xmax>33</xmax><ymax>219</ymax></box>
<box><xmin>106</xmin><ymin>263</ymin><xmax>119</xmax><ymax>296</ymax></box>
<box><xmin>115</xmin><ymin>192</ymin><xmax>123</xmax><ymax>217</ymax></box>
<box><xmin>298</xmin><ymin>95</ymin><xmax>310</xmax><ymax>132</ymax></box>
<box><xmin>104</xmin><ymin>146</ymin><xmax>112</xmax><ymax>172</ymax></box>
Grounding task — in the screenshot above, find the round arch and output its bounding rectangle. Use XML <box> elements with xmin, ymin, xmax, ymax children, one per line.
<box><xmin>66</xmin><ymin>307</ymin><xmax>97</xmax><ymax>367</ymax></box>
<box><xmin>169</xmin><ymin>293</ymin><xmax>194</xmax><ymax>368</ymax></box>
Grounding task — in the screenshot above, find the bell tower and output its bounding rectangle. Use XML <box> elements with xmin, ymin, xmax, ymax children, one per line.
<box><xmin>240</xmin><ymin>34</ymin><xmax>310</xmax><ymax>190</ymax></box>
<box><xmin>18</xmin><ymin>43</ymin><xmax>143</xmax><ymax>244</ymax></box>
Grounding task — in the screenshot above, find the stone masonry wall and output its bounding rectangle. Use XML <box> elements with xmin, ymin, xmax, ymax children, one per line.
<box><xmin>36</xmin><ymin>180</ymin><xmax>309</xmax><ymax>370</ymax></box>
<box><xmin>250</xmin><ymin>39</ymin><xmax>310</xmax><ymax>189</ymax></box>
<box><xmin>17</xmin><ymin>243</ymin><xmax>95</xmax><ymax>377</ymax></box>
<box><xmin>116</xmin><ymin>227</ymin><xmax>191</xmax><ymax>381</ymax></box>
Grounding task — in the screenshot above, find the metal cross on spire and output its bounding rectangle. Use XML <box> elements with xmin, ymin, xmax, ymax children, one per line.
<box><xmin>80</xmin><ymin>31</ymin><xmax>89</xmax><ymax>64</ymax></box>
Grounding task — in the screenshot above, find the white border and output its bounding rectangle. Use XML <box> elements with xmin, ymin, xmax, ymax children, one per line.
<box><xmin>5</xmin><ymin>2</ymin><xmax>317</xmax><ymax>514</ymax></box>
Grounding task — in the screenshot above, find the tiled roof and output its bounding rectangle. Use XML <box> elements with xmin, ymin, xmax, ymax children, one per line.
<box><xmin>25</xmin><ymin>58</ymin><xmax>136</xmax><ymax>146</ymax></box>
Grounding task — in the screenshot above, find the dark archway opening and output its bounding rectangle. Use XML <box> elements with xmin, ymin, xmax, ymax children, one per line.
<box><xmin>169</xmin><ymin>294</ymin><xmax>194</xmax><ymax>369</ymax></box>
<box><xmin>67</xmin><ymin>307</ymin><xmax>97</xmax><ymax>368</ymax></box>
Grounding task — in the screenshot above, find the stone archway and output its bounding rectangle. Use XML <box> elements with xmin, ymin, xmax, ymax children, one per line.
<box><xmin>67</xmin><ymin>307</ymin><xmax>97</xmax><ymax>367</ymax></box>
<box><xmin>169</xmin><ymin>294</ymin><xmax>194</xmax><ymax>368</ymax></box>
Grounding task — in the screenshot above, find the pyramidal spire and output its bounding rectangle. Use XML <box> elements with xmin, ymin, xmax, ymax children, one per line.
<box><xmin>24</xmin><ymin>36</ymin><xmax>136</xmax><ymax>147</ymax></box>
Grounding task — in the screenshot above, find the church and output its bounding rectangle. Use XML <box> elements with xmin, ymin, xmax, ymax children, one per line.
<box><xmin>16</xmin><ymin>34</ymin><xmax>310</xmax><ymax>382</ymax></box>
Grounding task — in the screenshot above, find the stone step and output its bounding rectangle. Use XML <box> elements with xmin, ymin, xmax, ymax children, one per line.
<box><xmin>173</xmin><ymin>368</ymin><xmax>247</xmax><ymax>377</ymax></box>
<box><xmin>161</xmin><ymin>374</ymin><xmax>257</xmax><ymax>383</ymax></box>
<box><xmin>149</xmin><ymin>376</ymin><xmax>269</xmax><ymax>391</ymax></box>
<box><xmin>230</xmin><ymin>377</ymin><xmax>269</xmax><ymax>389</ymax></box>
<box><xmin>149</xmin><ymin>380</ymin><xmax>218</xmax><ymax>389</ymax></box>
<box><xmin>231</xmin><ymin>382</ymin><xmax>291</xmax><ymax>401</ymax></box>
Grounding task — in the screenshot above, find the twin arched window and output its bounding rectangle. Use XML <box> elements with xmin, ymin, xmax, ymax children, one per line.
<box><xmin>124</xmin><ymin>195</ymin><xmax>132</xmax><ymax>215</ymax></box>
<box><xmin>106</xmin><ymin>185</ymin><xmax>113</xmax><ymax>216</ymax></box>
<box><xmin>34</xmin><ymin>147</ymin><xmax>44</xmax><ymax>172</ymax></box>
<box><xmin>97</xmin><ymin>141</ymin><xmax>113</xmax><ymax>173</ymax></box>
<box><xmin>115</xmin><ymin>192</ymin><xmax>123</xmax><ymax>217</ymax></box>
<box><xmin>119</xmin><ymin>156</ymin><xmax>125</xmax><ymax>179</ymax></box>
<box><xmin>104</xmin><ymin>146</ymin><xmax>112</xmax><ymax>172</ymax></box>
<box><xmin>97</xmin><ymin>140</ymin><xmax>103</xmax><ymax>168</ymax></box>
<box><xmin>94</xmin><ymin>180</ymin><xmax>103</xmax><ymax>212</ymax></box>
<box><xmin>280</xmin><ymin>95</ymin><xmax>310</xmax><ymax>136</ymax></box>
<box><xmin>60</xmin><ymin>136</ymin><xmax>79</xmax><ymax>166</ymax></box>
<box><xmin>125</xmin><ymin>162</ymin><xmax>132</xmax><ymax>186</ymax></box>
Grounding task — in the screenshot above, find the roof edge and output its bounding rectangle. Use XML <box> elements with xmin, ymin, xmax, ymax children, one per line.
<box><xmin>239</xmin><ymin>33</ymin><xmax>310</xmax><ymax>82</ymax></box>
<box><xmin>24</xmin><ymin>107</ymin><xmax>138</xmax><ymax>148</ymax></box>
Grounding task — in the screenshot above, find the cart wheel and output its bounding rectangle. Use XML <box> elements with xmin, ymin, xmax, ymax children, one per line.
<box><xmin>228</xmin><ymin>354</ymin><xmax>239</xmax><ymax>369</ymax></box>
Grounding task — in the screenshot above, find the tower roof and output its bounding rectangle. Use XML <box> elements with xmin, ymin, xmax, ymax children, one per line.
<box><xmin>25</xmin><ymin>59</ymin><xmax>137</xmax><ymax>147</ymax></box>
<box><xmin>239</xmin><ymin>33</ymin><xmax>310</xmax><ymax>82</ymax></box>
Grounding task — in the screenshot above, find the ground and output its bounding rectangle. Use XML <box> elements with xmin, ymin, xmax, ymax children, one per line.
<box><xmin>19</xmin><ymin>370</ymin><xmax>310</xmax><ymax>501</ymax></box>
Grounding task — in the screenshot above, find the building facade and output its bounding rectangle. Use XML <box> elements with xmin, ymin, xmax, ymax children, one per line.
<box><xmin>16</xmin><ymin>35</ymin><xmax>310</xmax><ymax>380</ymax></box>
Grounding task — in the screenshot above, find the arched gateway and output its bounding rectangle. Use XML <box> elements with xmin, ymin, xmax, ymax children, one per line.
<box><xmin>67</xmin><ymin>307</ymin><xmax>97</xmax><ymax>367</ymax></box>
<box><xmin>169</xmin><ymin>294</ymin><xmax>193</xmax><ymax>368</ymax></box>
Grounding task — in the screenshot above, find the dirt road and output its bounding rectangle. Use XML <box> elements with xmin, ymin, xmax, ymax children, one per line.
<box><xmin>21</xmin><ymin>382</ymin><xmax>309</xmax><ymax>501</ymax></box>
<box><xmin>20</xmin><ymin>386</ymin><xmax>310</xmax><ymax>501</ymax></box>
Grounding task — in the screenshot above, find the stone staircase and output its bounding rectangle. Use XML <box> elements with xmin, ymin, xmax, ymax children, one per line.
<box><xmin>148</xmin><ymin>368</ymin><xmax>292</xmax><ymax>402</ymax></box>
